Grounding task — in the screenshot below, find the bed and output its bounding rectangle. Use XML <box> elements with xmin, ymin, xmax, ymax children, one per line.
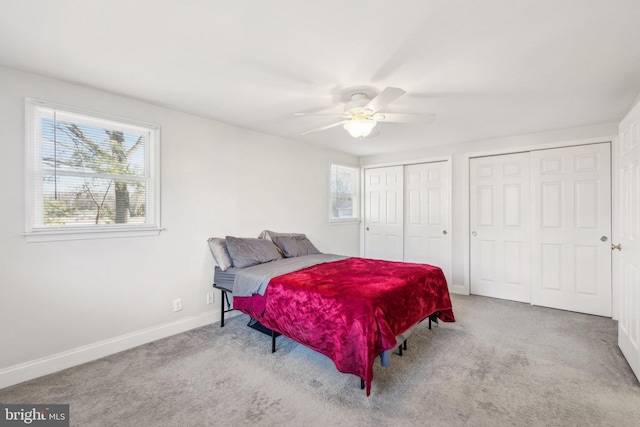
<box><xmin>208</xmin><ymin>231</ymin><xmax>455</xmax><ymax>395</ymax></box>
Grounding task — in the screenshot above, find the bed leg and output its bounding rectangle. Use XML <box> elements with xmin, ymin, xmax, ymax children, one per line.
<box><xmin>360</xmin><ymin>379</ymin><xmax>365</xmax><ymax>390</ymax></box>
<box><xmin>396</xmin><ymin>338</ymin><xmax>408</xmax><ymax>356</ymax></box>
<box><xmin>220</xmin><ymin>290</ymin><xmax>226</xmax><ymax>327</ymax></box>
<box><xmin>428</xmin><ymin>317</ymin><xmax>431</xmax><ymax>329</ymax></box>
<box><xmin>272</xmin><ymin>330</ymin><xmax>277</xmax><ymax>353</ymax></box>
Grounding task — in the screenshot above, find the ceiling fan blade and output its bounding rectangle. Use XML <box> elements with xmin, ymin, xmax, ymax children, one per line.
<box><xmin>301</xmin><ymin>121</ymin><xmax>346</xmax><ymax>135</ymax></box>
<box><xmin>362</xmin><ymin>87</ymin><xmax>406</xmax><ymax>114</ymax></box>
<box><xmin>293</xmin><ymin>112</ymin><xmax>347</xmax><ymax>118</ymax></box>
<box><xmin>375</xmin><ymin>113</ymin><xmax>436</xmax><ymax>123</ymax></box>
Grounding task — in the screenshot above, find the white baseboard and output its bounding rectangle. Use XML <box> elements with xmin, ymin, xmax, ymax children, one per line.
<box><xmin>0</xmin><ymin>311</ymin><xmax>220</xmax><ymax>390</ymax></box>
<box><xmin>449</xmin><ymin>282</ymin><xmax>469</xmax><ymax>295</ymax></box>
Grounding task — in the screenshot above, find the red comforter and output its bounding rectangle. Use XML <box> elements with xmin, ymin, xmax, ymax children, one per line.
<box><xmin>233</xmin><ymin>257</ymin><xmax>455</xmax><ymax>395</ymax></box>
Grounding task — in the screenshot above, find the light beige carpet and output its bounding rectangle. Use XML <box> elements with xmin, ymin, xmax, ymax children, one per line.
<box><xmin>1</xmin><ymin>294</ymin><xmax>639</xmax><ymax>426</ymax></box>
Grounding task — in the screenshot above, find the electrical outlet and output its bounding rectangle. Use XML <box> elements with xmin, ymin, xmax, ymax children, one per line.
<box><xmin>173</xmin><ymin>298</ymin><xmax>183</xmax><ymax>312</ymax></box>
<box><xmin>206</xmin><ymin>292</ymin><xmax>215</xmax><ymax>305</ymax></box>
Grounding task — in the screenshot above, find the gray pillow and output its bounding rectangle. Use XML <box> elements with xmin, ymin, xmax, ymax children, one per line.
<box><xmin>258</xmin><ymin>230</ymin><xmax>307</xmax><ymax>255</ymax></box>
<box><xmin>225</xmin><ymin>236</ymin><xmax>282</xmax><ymax>269</ymax></box>
<box><xmin>207</xmin><ymin>237</ymin><xmax>233</xmax><ymax>271</ymax></box>
<box><xmin>271</xmin><ymin>235</ymin><xmax>321</xmax><ymax>258</ymax></box>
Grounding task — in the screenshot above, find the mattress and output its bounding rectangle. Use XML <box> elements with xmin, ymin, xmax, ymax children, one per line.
<box><xmin>232</xmin><ymin>253</ymin><xmax>347</xmax><ymax>297</ymax></box>
<box><xmin>213</xmin><ymin>266</ymin><xmax>238</xmax><ymax>292</ymax></box>
<box><xmin>214</xmin><ymin>254</ymin><xmax>346</xmax><ymax>296</ymax></box>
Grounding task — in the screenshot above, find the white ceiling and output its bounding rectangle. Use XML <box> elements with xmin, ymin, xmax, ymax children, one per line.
<box><xmin>2</xmin><ymin>0</ymin><xmax>640</xmax><ymax>156</ymax></box>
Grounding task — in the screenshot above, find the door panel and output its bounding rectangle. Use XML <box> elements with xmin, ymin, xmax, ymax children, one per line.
<box><xmin>531</xmin><ymin>143</ymin><xmax>611</xmax><ymax>316</ymax></box>
<box><xmin>618</xmin><ymin>106</ymin><xmax>640</xmax><ymax>381</ymax></box>
<box><xmin>470</xmin><ymin>153</ymin><xmax>531</xmax><ymax>302</ymax></box>
<box><xmin>364</xmin><ymin>166</ymin><xmax>404</xmax><ymax>261</ymax></box>
<box><xmin>404</xmin><ymin>162</ymin><xmax>452</xmax><ymax>284</ymax></box>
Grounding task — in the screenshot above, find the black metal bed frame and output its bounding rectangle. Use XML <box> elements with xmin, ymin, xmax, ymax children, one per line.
<box><xmin>212</xmin><ymin>283</ymin><xmax>234</xmax><ymax>328</ymax></box>
<box><xmin>212</xmin><ymin>281</ymin><xmax>440</xmax><ymax>392</ymax></box>
<box><xmin>212</xmin><ymin>283</ymin><xmax>281</xmax><ymax>352</ymax></box>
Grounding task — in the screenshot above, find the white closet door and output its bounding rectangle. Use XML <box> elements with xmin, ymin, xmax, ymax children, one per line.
<box><xmin>404</xmin><ymin>161</ymin><xmax>452</xmax><ymax>284</ymax></box>
<box><xmin>618</xmin><ymin>110</ymin><xmax>640</xmax><ymax>380</ymax></box>
<box><xmin>470</xmin><ymin>153</ymin><xmax>531</xmax><ymax>302</ymax></box>
<box><xmin>364</xmin><ymin>166</ymin><xmax>404</xmax><ymax>261</ymax></box>
<box><xmin>531</xmin><ymin>143</ymin><xmax>611</xmax><ymax>317</ymax></box>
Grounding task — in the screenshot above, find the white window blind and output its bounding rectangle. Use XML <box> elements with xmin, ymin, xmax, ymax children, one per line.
<box><xmin>25</xmin><ymin>99</ymin><xmax>161</xmax><ymax>241</ymax></box>
<box><xmin>330</xmin><ymin>164</ymin><xmax>359</xmax><ymax>222</ymax></box>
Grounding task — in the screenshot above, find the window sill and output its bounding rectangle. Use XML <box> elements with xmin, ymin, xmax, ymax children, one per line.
<box><xmin>24</xmin><ymin>227</ymin><xmax>163</xmax><ymax>243</ymax></box>
<box><xmin>329</xmin><ymin>218</ymin><xmax>361</xmax><ymax>225</ymax></box>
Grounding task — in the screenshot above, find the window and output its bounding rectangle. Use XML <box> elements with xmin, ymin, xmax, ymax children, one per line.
<box><xmin>24</xmin><ymin>98</ymin><xmax>161</xmax><ymax>242</ymax></box>
<box><xmin>330</xmin><ymin>164</ymin><xmax>359</xmax><ymax>222</ymax></box>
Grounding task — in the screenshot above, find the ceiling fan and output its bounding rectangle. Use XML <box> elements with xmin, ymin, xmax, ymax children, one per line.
<box><xmin>294</xmin><ymin>87</ymin><xmax>435</xmax><ymax>139</ymax></box>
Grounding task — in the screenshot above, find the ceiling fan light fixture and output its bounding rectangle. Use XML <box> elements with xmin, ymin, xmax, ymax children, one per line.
<box><xmin>343</xmin><ymin>119</ymin><xmax>377</xmax><ymax>138</ymax></box>
<box><xmin>297</xmin><ymin>87</ymin><xmax>423</xmax><ymax>137</ymax></box>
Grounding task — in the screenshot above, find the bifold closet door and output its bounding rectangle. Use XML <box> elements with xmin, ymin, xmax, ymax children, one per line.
<box><xmin>531</xmin><ymin>143</ymin><xmax>612</xmax><ymax>317</ymax></box>
<box><xmin>404</xmin><ymin>161</ymin><xmax>452</xmax><ymax>284</ymax></box>
<box><xmin>364</xmin><ymin>163</ymin><xmax>452</xmax><ymax>282</ymax></box>
<box><xmin>470</xmin><ymin>153</ymin><xmax>531</xmax><ymax>303</ymax></box>
<box><xmin>364</xmin><ymin>166</ymin><xmax>404</xmax><ymax>261</ymax></box>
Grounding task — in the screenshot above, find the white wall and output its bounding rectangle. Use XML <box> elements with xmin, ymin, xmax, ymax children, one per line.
<box><xmin>0</xmin><ymin>66</ymin><xmax>359</xmax><ymax>387</ymax></box>
<box><xmin>360</xmin><ymin>123</ymin><xmax>619</xmax><ymax>295</ymax></box>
